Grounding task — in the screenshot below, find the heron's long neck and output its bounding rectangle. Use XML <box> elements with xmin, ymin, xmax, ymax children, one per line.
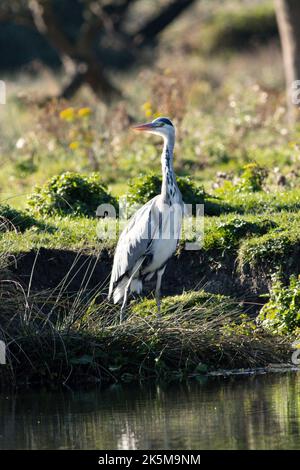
<box><xmin>161</xmin><ymin>135</ymin><xmax>177</xmax><ymax>202</ymax></box>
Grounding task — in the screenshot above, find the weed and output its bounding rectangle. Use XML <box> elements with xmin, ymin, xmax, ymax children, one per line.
<box><xmin>27</xmin><ymin>172</ymin><xmax>116</xmax><ymax>217</ymax></box>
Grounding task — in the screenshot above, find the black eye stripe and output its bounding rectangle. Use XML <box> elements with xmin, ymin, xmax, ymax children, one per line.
<box><xmin>154</xmin><ymin>118</ymin><xmax>173</xmax><ymax>127</ymax></box>
<box><xmin>159</xmin><ymin>118</ymin><xmax>173</xmax><ymax>126</ymax></box>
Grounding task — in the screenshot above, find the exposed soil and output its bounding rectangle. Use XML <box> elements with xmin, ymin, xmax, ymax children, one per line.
<box><xmin>5</xmin><ymin>243</ymin><xmax>299</xmax><ymax>317</ymax></box>
<box><xmin>10</xmin><ymin>248</ymin><xmax>112</xmax><ymax>293</ymax></box>
<box><xmin>7</xmin><ymin>246</ymin><xmax>289</xmax><ymax>313</ymax></box>
<box><xmin>2</xmin><ymin>247</ymin><xmax>296</xmax><ymax>389</ymax></box>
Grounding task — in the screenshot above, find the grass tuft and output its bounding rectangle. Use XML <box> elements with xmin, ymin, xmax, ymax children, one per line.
<box><xmin>0</xmin><ymin>271</ymin><xmax>291</xmax><ymax>389</ymax></box>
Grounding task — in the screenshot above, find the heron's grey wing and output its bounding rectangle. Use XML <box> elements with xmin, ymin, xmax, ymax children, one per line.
<box><xmin>109</xmin><ymin>196</ymin><xmax>160</xmax><ymax>294</ymax></box>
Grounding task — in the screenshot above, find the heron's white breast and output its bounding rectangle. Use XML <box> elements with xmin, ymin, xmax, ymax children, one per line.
<box><xmin>142</xmin><ymin>204</ymin><xmax>182</xmax><ymax>274</ymax></box>
<box><xmin>143</xmin><ymin>237</ymin><xmax>178</xmax><ymax>274</ymax></box>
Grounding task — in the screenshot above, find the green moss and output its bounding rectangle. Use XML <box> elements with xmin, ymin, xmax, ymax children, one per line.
<box><xmin>238</xmin><ymin>227</ymin><xmax>300</xmax><ymax>273</ymax></box>
<box><xmin>204</xmin><ymin>216</ymin><xmax>276</xmax><ymax>251</ymax></box>
<box><xmin>0</xmin><ymin>215</ymin><xmax>112</xmax><ymax>254</ymax></box>
<box><xmin>1</xmin><ymin>209</ymin><xmax>299</xmax><ymax>260</ymax></box>
<box><xmin>130</xmin><ymin>290</ymin><xmax>240</xmax><ymax>318</ymax></box>
<box><xmin>217</xmin><ymin>189</ymin><xmax>300</xmax><ymax>215</ymax></box>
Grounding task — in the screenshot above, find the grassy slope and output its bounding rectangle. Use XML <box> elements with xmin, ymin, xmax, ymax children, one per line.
<box><xmin>1</xmin><ymin>189</ymin><xmax>300</xmax><ymax>274</ymax></box>
<box><xmin>1</xmin><ymin>288</ymin><xmax>291</xmax><ymax>388</ymax></box>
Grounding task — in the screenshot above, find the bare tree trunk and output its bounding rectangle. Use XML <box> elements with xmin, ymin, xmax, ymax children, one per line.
<box><xmin>275</xmin><ymin>0</ymin><xmax>300</xmax><ymax>123</ymax></box>
<box><xmin>30</xmin><ymin>0</ymin><xmax>120</xmax><ymax>101</ymax></box>
<box><xmin>60</xmin><ymin>62</ymin><xmax>120</xmax><ymax>102</ymax></box>
<box><xmin>84</xmin><ymin>61</ymin><xmax>121</xmax><ymax>101</ymax></box>
<box><xmin>27</xmin><ymin>0</ymin><xmax>197</xmax><ymax>101</ymax></box>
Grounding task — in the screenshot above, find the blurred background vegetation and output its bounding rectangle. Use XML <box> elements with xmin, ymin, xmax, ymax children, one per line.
<box><xmin>1</xmin><ymin>0</ymin><xmax>300</xmax><ymax>204</ymax></box>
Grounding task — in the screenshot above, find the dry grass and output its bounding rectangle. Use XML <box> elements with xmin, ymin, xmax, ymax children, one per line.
<box><xmin>0</xmin><ymin>256</ymin><xmax>291</xmax><ymax>389</ymax></box>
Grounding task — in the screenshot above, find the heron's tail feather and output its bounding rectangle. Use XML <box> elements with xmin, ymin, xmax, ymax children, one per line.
<box><xmin>107</xmin><ymin>278</ymin><xmax>115</xmax><ymax>301</ymax></box>
<box><xmin>130</xmin><ymin>278</ymin><xmax>143</xmax><ymax>295</ymax></box>
<box><xmin>111</xmin><ymin>276</ymin><xmax>128</xmax><ymax>304</ymax></box>
<box><xmin>110</xmin><ymin>276</ymin><xmax>143</xmax><ymax>304</ymax></box>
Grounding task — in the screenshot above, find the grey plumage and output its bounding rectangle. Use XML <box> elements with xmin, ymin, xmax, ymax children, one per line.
<box><xmin>108</xmin><ymin>196</ymin><xmax>159</xmax><ymax>303</ymax></box>
<box><xmin>108</xmin><ymin>117</ymin><xmax>183</xmax><ymax>322</ymax></box>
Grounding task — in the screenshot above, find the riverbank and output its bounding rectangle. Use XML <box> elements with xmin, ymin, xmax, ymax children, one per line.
<box><xmin>0</xmin><ymin>226</ymin><xmax>298</xmax><ymax>390</ymax></box>
<box><xmin>1</xmin><ymin>0</ymin><xmax>300</xmax><ymax>390</ymax></box>
<box><xmin>0</xmin><ymin>271</ymin><xmax>293</xmax><ymax>390</ymax></box>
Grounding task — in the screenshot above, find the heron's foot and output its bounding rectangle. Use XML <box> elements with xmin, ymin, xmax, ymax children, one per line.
<box><xmin>156</xmin><ymin>298</ymin><xmax>161</xmax><ymax>321</ymax></box>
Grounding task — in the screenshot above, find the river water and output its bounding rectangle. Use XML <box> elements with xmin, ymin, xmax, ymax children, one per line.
<box><xmin>1</xmin><ymin>372</ymin><xmax>300</xmax><ymax>450</ymax></box>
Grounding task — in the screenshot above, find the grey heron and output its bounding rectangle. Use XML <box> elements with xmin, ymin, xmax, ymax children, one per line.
<box><xmin>108</xmin><ymin>117</ymin><xmax>183</xmax><ymax>322</ymax></box>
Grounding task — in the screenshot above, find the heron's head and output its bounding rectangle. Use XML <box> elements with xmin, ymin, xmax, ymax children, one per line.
<box><xmin>132</xmin><ymin>117</ymin><xmax>175</xmax><ymax>140</ymax></box>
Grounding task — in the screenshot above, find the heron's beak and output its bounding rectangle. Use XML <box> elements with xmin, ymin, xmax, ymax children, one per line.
<box><xmin>132</xmin><ymin>122</ymin><xmax>155</xmax><ymax>132</ymax></box>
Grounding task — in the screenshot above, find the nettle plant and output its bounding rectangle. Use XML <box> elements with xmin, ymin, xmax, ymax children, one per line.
<box><xmin>216</xmin><ymin>163</ymin><xmax>268</xmax><ymax>194</ymax></box>
<box><xmin>212</xmin><ymin>217</ymin><xmax>274</xmax><ymax>250</ymax></box>
<box><xmin>239</xmin><ymin>163</ymin><xmax>268</xmax><ymax>192</ymax></box>
<box><xmin>28</xmin><ymin>172</ymin><xmax>116</xmax><ymax>217</ymax></box>
<box><xmin>125</xmin><ymin>172</ymin><xmax>205</xmax><ymax>207</ymax></box>
<box><xmin>258</xmin><ymin>274</ymin><xmax>300</xmax><ymax>334</ymax></box>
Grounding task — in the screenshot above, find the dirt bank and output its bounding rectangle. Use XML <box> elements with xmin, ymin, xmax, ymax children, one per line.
<box><xmin>8</xmin><ymin>245</ymin><xmax>298</xmax><ymax>312</ymax></box>
<box><xmin>1</xmin><ymin>247</ymin><xmax>296</xmax><ymax>389</ymax></box>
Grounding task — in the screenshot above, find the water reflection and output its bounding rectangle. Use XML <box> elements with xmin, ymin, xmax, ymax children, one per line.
<box><xmin>1</xmin><ymin>373</ymin><xmax>300</xmax><ymax>449</ymax></box>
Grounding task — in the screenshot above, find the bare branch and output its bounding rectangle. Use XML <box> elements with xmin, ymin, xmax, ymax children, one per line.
<box><xmin>0</xmin><ymin>4</ymin><xmax>35</xmax><ymax>28</ymax></box>
<box><xmin>29</xmin><ymin>0</ymin><xmax>77</xmax><ymax>57</ymax></box>
<box><xmin>132</xmin><ymin>0</ymin><xmax>197</xmax><ymax>46</ymax></box>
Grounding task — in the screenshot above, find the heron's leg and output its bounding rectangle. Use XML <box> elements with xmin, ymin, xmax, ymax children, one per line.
<box><xmin>120</xmin><ymin>282</ymin><xmax>130</xmax><ymax>323</ymax></box>
<box><xmin>120</xmin><ymin>257</ymin><xmax>146</xmax><ymax>323</ymax></box>
<box><xmin>155</xmin><ymin>266</ymin><xmax>166</xmax><ymax>319</ymax></box>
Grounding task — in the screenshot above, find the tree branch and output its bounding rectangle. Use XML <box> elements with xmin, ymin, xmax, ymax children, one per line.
<box><xmin>132</xmin><ymin>0</ymin><xmax>197</xmax><ymax>46</ymax></box>
<box><xmin>29</xmin><ymin>0</ymin><xmax>77</xmax><ymax>57</ymax></box>
<box><xmin>0</xmin><ymin>5</ymin><xmax>35</xmax><ymax>29</ymax></box>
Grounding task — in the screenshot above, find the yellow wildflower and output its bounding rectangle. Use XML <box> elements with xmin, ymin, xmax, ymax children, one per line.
<box><xmin>60</xmin><ymin>107</ymin><xmax>75</xmax><ymax>121</ymax></box>
<box><xmin>69</xmin><ymin>141</ymin><xmax>80</xmax><ymax>150</ymax></box>
<box><xmin>243</xmin><ymin>163</ymin><xmax>257</xmax><ymax>170</ymax></box>
<box><xmin>78</xmin><ymin>107</ymin><xmax>92</xmax><ymax>118</ymax></box>
<box><xmin>141</xmin><ymin>101</ymin><xmax>151</xmax><ymax>117</ymax></box>
<box><xmin>142</xmin><ymin>101</ymin><xmax>152</xmax><ymax>110</ymax></box>
<box><xmin>145</xmin><ymin>109</ymin><xmax>153</xmax><ymax>118</ymax></box>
